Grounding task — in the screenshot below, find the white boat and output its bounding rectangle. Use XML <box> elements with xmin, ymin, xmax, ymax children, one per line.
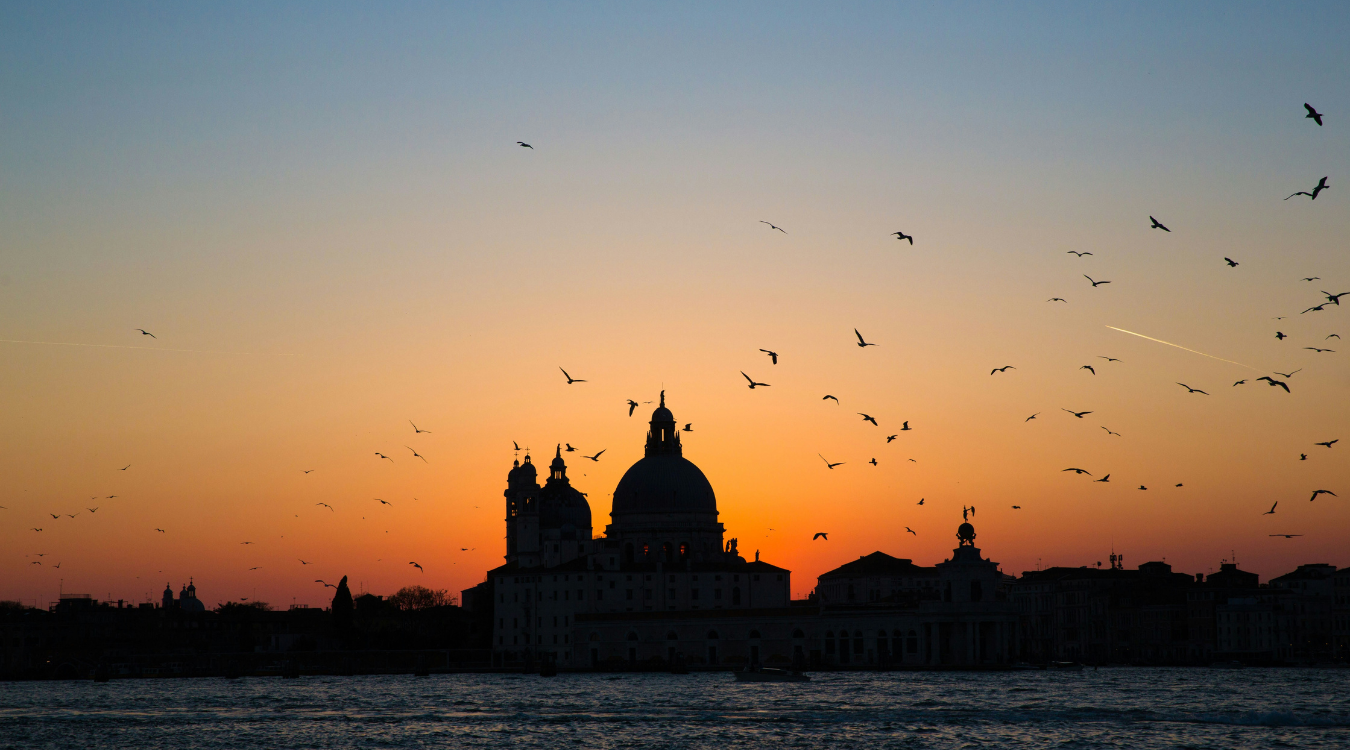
<box><xmin>733</xmin><ymin>667</ymin><xmax>811</xmax><ymax>682</ymax></box>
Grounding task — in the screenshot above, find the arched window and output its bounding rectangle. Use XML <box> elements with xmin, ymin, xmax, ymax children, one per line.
<box><xmin>662</xmin><ymin>542</ymin><xmax>674</xmax><ymax>562</ymax></box>
<box><xmin>667</xmin><ymin>631</ymin><xmax>678</xmax><ymax>640</ymax></box>
<box><xmin>679</xmin><ymin>542</ymin><xmax>689</xmax><ymax>560</ymax></box>
<box><xmin>706</xmin><ymin>630</ymin><xmax>719</xmax><ymax>640</ymax></box>
<box><xmin>627</xmin><ymin>632</ymin><xmax>639</xmax><ymax>641</ymax></box>
<box><xmin>792</xmin><ymin>629</ymin><xmax>805</xmax><ymax>639</ymax></box>
<box><xmin>642</xmin><ymin>543</ymin><xmax>649</xmax><ymax>558</ymax></box>
<box><xmin>749</xmin><ymin>630</ymin><xmax>761</xmax><ymax>639</ymax></box>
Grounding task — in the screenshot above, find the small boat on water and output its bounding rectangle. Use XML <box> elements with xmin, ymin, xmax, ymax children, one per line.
<box><xmin>1047</xmin><ymin>661</ymin><xmax>1084</xmax><ymax>671</ymax></box>
<box><xmin>733</xmin><ymin>667</ymin><xmax>810</xmax><ymax>682</ymax></box>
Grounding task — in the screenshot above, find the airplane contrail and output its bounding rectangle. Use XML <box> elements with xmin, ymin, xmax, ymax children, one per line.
<box><xmin>0</xmin><ymin>340</ymin><xmax>302</xmax><ymax>356</ymax></box>
<box><xmin>1105</xmin><ymin>326</ymin><xmax>1259</xmax><ymax>371</ymax></box>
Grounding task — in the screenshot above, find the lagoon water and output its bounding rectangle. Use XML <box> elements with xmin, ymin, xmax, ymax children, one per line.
<box><xmin>2</xmin><ymin>668</ymin><xmax>1347</xmax><ymax>749</ymax></box>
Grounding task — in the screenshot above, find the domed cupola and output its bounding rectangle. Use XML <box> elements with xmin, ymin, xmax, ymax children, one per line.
<box><xmin>612</xmin><ymin>392</ymin><xmax>717</xmax><ymax>517</ymax></box>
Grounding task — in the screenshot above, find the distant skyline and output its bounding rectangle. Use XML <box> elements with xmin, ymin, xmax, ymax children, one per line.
<box><xmin>2</xmin><ymin>3</ymin><xmax>1347</xmax><ymax>607</ymax></box>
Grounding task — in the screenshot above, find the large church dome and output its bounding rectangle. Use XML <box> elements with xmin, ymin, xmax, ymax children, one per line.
<box><xmin>611</xmin><ymin>393</ymin><xmax>717</xmax><ymax>517</ymax></box>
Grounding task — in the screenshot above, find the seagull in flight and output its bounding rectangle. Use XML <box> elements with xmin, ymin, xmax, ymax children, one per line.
<box><xmin>759</xmin><ymin>221</ymin><xmax>786</xmax><ymax>233</ymax></box>
<box><xmin>1276</xmin><ymin>331</ymin><xmax>1287</xmax><ymax>340</ymax></box>
<box><xmin>1138</xmin><ymin>485</ymin><xmax>1148</xmax><ymax>491</ymax></box>
<box><xmin>564</xmin><ymin>443</ymin><xmax>577</xmax><ymax>452</ymax></box>
<box><xmin>1303</xmin><ymin>277</ymin><xmax>1321</xmax><ymax>282</ymax></box>
<box><xmin>854</xmin><ymin>329</ymin><xmax>877</xmax><ymax>347</ymax></box>
<box><xmin>1176</xmin><ymin>383</ymin><xmax>1208</xmax><ymax>395</ymax></box>
<box><xmin>1309</xmin><ymin>490</ymin><xmax>1336</xmax><ymax>502</ymax></box>
<box><xmin>1304</xmin><ymin>103</ymin><xmax>1324</xmax><ymax>126</ymax></box>
<box><xmin>1263</xmin><ymin>502</ymin><xmax>1278</xmax><ymax>515</ymax></box>
<box><xmin>1286</xmin><ymin>176</ymin><xmax>1329</xmax><ymax>200</ymax></box>
<box><xmin>316</xmin><ymin>502</ymin><xmax>333</xmax><ymax>511</ymax></box>
<box><xmin>1300</xmin><ymin>454</ymin><xmax>1307</xmax><ymax>461</ymax></box>
<box><xmin>1329</xmin><ymin>334</ymin><xmax>1342</xmax><ymax>339</ymax></box>
<box><xmin>1012</xmin><ymin>505</ymin><xmax>1021</xmax><ymax>510</ymax></box>
<box><xmin>1269</xmin><ymin>534</ymin><xmax>1303</xmax><ymax>538</ymax></box>
<box><xmin>376</xmin><ymin>452</ymin><xmax>393</xmax><ymax>462</ymax></box>
<box><xmin>303</xmin><ymin>469</ymin><xmax>315</xmax><ymax>474</ymax></box>
<box><xmin>1026</xmin><ymin>413</ymin><xmax>1040</xmax><ymax>421</ymax></box>
<box><xmin>410</xmin><ymin>562</ymin><xmax>424</xmax><ymax>572</ymax></box>
<box><xmin>1224</xmin><ymin>257</ymin><xmax>1239</xmax><ymax>267</ymax></box>
<box><xmin>1256</xmin><ymin>376</ymin><xmax>1290</xmax><ymax>392</ymax></box>
<box><xmin>136</xmin><ymin>329</ymin><xmax>156</xmax><ymax>338</ymax></box>
<box><xmin>1062</xmin><ymin>409</ymin><xmax>1092</xmax><ymax>418</ymax></box>
<box><xmin>1084</xmin><ymin>275</ymin><xmax>1111</xmax><ymax>287</ymax></box>
<box><xmin>892</xmin><ymin>231</ymin><xmax>913</xmax><ymax>244</ymax></box>
<box><xmin>760</xmin><ymin>349</ymin><xmax>778</xmax><ymax>364</ymax></box>
<box><xmin>627</xmin><ymin>400</ymin><xmax>639</xmax><ymax>416</ymax></box>
<box><xmin>517</xmin><ymin>141</ymin><xmax>532</xmax><ymax>149</ymax></box>
<box><xmin>1314</xmin><ymin>439</ymin><xmax>1338</xmax><ymax>448</ymax></box>
<box><xmin>1067</xmin><ymin>251</ymin><xmax>1092</xmax><ymax>257</ymax></box>
<box><xmin>87</xmin><ymin>507</ymin><xmax>98</xmax><ymax>513</ymax></box>
<box><xmin>869</xmin><ymin>458</ymin><xmax>878</xmax><ymax>466</ymax></box>
<box><xmin>378</xmin><ymin>499</ymin><xmax>392</xmax><ymax>505</ymax></box>
<box><xmin>560</xmin><ymin>367</ymin><xmax>587</xmax><ymax>384</ymax></box>
<box><xmin>1094</xmin><ymin>474</ymin><xmax>1111</xmax><ymax>483</ymax></box>
<box><xmin>406</xmin><ymin>446</ymin><xmax>428</xmax><ymax>462</ymax></box>
<box><xmin>1234</xmin><ymin>380</ymin><xmax>1246</xmax><ymax>386</ymax></box>
<box><xmin>1149</xmin><ymin>216</ymin><xmax>1170</xmax><ymax>232</ymax></box>
<box><xmin>1063</xmin><ymin>468</ymin><xmax>1092</xmax><ymax>475</ymax></box>
<box><xmin>905</xmin><ymin>527</ymin><xmax>916</xmax><ymax>536</ymax></box>
<box><xmin>1047</xmin><ymin>298</ymin><xmax>1067</xmax><ymax>303</ymax></box>
<box><xmin>299</xmin><ymin>559</ymin><xmax>313</xmax><ymax>565</ymax></box>
<box><xmin>858</xmin><ymin>413</ymin><xmax>878</xmax><ymax>426</ymax></box>
<box><xmin>1303</xmin><ymin>304</ymin><xmax>1327</xmax><ymax>314</ymax></box>
<box><xmin>583</xmin><ymin>449</ymin><xmax>606</xmax><ymax>461</ymax></box>
<box><xmin>991</xmin><ymin>366</ymin><xmax>1015</xmax><ymax>375</ymax></box>
<box><xmin>1081</xmin><ymin>365</ymin><xmax>1095</xmax><ymax>375</ymax></box>
<box><xmin>1306</xmin><ymin>347</ymin><xmax>1335</xmax><ymax>353</ymax></box>
<box><xmin>917</xmin><ymin>499</ymin><xmax>924</xmax><ymax>505</ymax></box>
<box><xmin>812</xmin><ymin>532</ymin><xmax>828</xmax><ymax>540</ymax></box>
<box><xmin>682</xmin><ymin>423</ymin><xmax>692</xmax><ymax>432</ymax></box>
<box><xmin>410</xmin><ymin>421</ymin><xmax>431</xmax><ymax>434</ymax></box>
<box><xmin>1324</xmin><ymin>292</ymin><xmax>1349</xmax><ymax>306</ymax></box>
<box><xmin>154</xmin><ymin>528</ymin><xmax>165</xmax><ymax>533</ymax></box>
<box><xmin>1274</xmin><ymin>369</ymin><xmax>1302</xmax><ymax>378</ymax></box>
<box><xmin>886</xmin><ymin>434</ymin><xmax>898</xmax><ymax>442</ymax></box>
<box><xmin>1098</xmin><ymin>356</ymin><xmax>1121</xmax><ymax>362</ymax></box>
<box><xmin>822</xmin><ymin>394</ymin><xmax>839</xmax><ymax>403</ymax></box>
<box><xmin>1102</xmin><ymin>427</ymin><xmax>1121</xmax><ymax>437</ymax></box>
<box><xmin>900</xmin><ymin>421</ymin><xmax>911</xmax><ymax>431</ymax></box>
<box><xmin>120</xmin><ymin>464</ymin><xmax>131</xmax><ymax>470</ymax></box>
<box><xmin>741</xmin><ymin>372</ymin><xmax>770</xmax><ymax>389</ymax></box>
<box><xmin>819</xmin><ymin>454</ymin><xmax>844</xmax><ymax>470</ymax></box>
<box><xmin>316</xmin><ymin>579</ymin><xmax>336</xmax><ymax>588</ymax></box>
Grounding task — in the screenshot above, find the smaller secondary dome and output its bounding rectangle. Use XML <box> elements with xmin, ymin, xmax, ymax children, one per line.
<box><xmin>957</xmin><ymin>522</ymin><xmax>976</xmax><ymax>545</ymax></box>
<box><xmin>651</xmin><ymin>389</ymin><xmax>673</xmax><ymax>423</ymax></box>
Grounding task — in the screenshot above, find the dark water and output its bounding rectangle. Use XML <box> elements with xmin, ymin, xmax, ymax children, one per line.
<box><xmin>2</xmin><ymin>669</ymin><xmax>1347</xmax><ymax>749</ymax></box>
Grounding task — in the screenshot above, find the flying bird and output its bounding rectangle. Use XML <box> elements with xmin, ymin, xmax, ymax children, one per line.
<box><xmin>1304</xmin><ymin>103</ymin><xmax>1324</xmax><ymax>125</ymax></box>
<box><xmin>1012</xmin><ymin>505</ymin><xmax>1021</xmax><ymax>510</ymax></box>
<box><xmin>1026</xmin><ymin>413</ymin><xmax>1040</xmax><ymax>421</ymax></box>
<box><xmin>49</xmin><ymin>513</ymin><xmax>58</xmax><ymax>519</ymax></box>
<box><xmin>583</xmin><ymin>450</ymin><xmax>606</xmax><ymax>462</ymax></box>
<box><xmin>316</xmin><ymin>579</ymin><xmax>336</xmax><ymax>588</ymax></box>
<box><xmin>1176</xmin><ymin>383</ymin><xmax>1209</xmax><ymax>395</ymax></box>
<box><xmin>1300</xmin><ymin>454</ymin><xmax>1307</xmax><ymax>461</ymax></box>
<box><xmin>1256</xmin><ymin>376</ymin><xmax>1290</xmax><ymax>392</ymax></box>
<box><xmin>759</xmin><ymin>221</ymin><xmax>786</xmax><ymax>233</ymax></box>
<box><xmin>1047</xmin><ymin>298</ymin><xmax>1067</xmax><ymax>303</ymax></box>
<box><xmin>904</xmin><ymin>527</ymin><xmax>916</xmax><ymax>536</ymax></box>
<box><xmin>822</xmin><ymin>394</ymin><xmax>839</xmax><ymax>403</ymax></box>
<box><xmin>299</xmin><ymin>559</ymin><xmax>313</xmax><ymax>565</ymax></box>
<box><xmin>1094</xmin><ymin>474</ymin><xmax>1111</xmax><ymax>483</ymax></box>
<box><xmin>410</xmin><ymin>421</ymin><xmax>431</xmax><ymax>434</ymax></box>
<box><xmin>917</xmin><ymin>499</ymin><xmax>924</xmax><ymax>505</ymax></box>
<box><xmin>991</xmin><ymin>366</ymin><xmax>1015</xmax><ymax>375</ymax></box>
<box><xmin>900</xmin><ymin>421</ymin><xmax>911</xmax><ymax>431</ymax></box>
<box><xmin>1102</xmin><ymin>427</ymin><xmax>1120</xmax><ymax>437</ymax></box>
<box><xmin>1329</xmin><ymin>334</ymin><xmax>1342</xmax><ymax>339</ymax></box>
<box><xmin>1305</xmin><ymin>347</ymin><xmax>1335</xmax><ymax>353</ymax></box>
<box><xmin>854</xmin><ymin>329</ymin><xmax>877</xmax><ymax>347</ymax></box>
<box><xmin>517</xmin><ymin>141</ymin><xmax>532</xmax><ymax>148</ymax></box>
<box><xmin>375</xmin><ymin>452</ymin><xmax>393</xmax><ymax>462</ymax></box>
<box><xmin>886</xmin><ymin>435</ymin><xmax>898</xmax><ymax>442</ymax></box>
<box><xmin>1324</xmin><ymin>292</ymin><xmax>1348</xmax><ymax>305</ymax></box>
<box><xmin>249</xmin><ymin>567</ymin><xmax>261</xmax><ymax>571</ymax></box>
<box><xmin>87</xmin><ymin>507</ymin><xmax>97</xmax><ymax>513</ymax></box>
<box><xmin>1263</xmin><ymin>502</ymin><xmax>1277</xmax><ymax>515</ymax></box>
<box><xmin>812</xmin><ymin>533</ymin><xmax>828</xmax><ymax>540</ymax></box>
<box><xmin>1149</xmin><ymin>216</ymin><xmax>1170</xmax><ymax>232</ymax></box>
<box><xmin>564</xmin><ymin>443</ymin><xmax>577</xmax><ymax>452</ymax></box>
<box><xmin>240</xmin><ymin>541</ymin><xmax>253</xmax><ymax>545</ymax></box>
<box><xmin>513</xmin><ymin>441</ymin><xmax>521</xmax><ymax>451</ymax></box>
<box><xmin>1310</xmin><ymin>490</ymin><xmax>1336</xmax><ymax>502</ymax></box>
<box><xmin>31</xmin><ymin>528</ymin><xmax>41</xmax><ymax>532</ymax></box>
<box><xmin>858</xmin><ymin>413</ymin><xmax>878</xmax><ymax>426</ymax></box>
<box><xmin>1224</xmin><ymin>257</ymin><xmax>1239</xmax><ymax>267</ymax></box>
<box><xmin>136</xmin><ymin>329</ymin><xmax>156</xmax><ymax>338</ymax></box>
<box><xmin>106</xmin><ymin>495</ymin><xmax>117</xmax><ymax>499</ymax></box>
<box><xmin>627</xmin><ymin>400</ymin><xmax>639</xmax><ymax>416</ymax></box>
<box><xmin>1098</xmin><ymin>356</ymin><xmax>1121</xmax><ymax>362</ymax></box>
<box><xmin>316</xmin><ymin>503</ymin><xmax>333</xmax><ymax>511</ymax></box>
<box><xmin>1274</xmin><ymin>369</ymin><xmax>1302</xmax><ymax>378</ymax></box>
<box><xmin>892</xmin><ymin>231</ymin><xmax>913</xmax><ymax>244</ymax></box>
<box><xmin>819</xmin><ymin>454</ymin><xmax>844</xmax><ymax>469</ymax></box>
<box><xmin>869</xmin><ymin>458</ymin><xmax>878</xmax><ymax>466</ymax></box>
<box><xmin>560</xmin><ymin>368</ymin><xmax>587</xmax><ymax>384</ymax></box>
<box><xmin>1303</xmin><ymin>304</ymin><xmax>1327</xmax><ymax>314</ymax></box>
<box><xmin>1084</xmin><ymin>275</ymin><xmax>1111</xmax><ymax>287</ymax></box>
<box><xmin>1138</xmin><ymin>485</ymin><xmax>1148</xmax><ymax>491</ymax></box>
<box><xmin>1269</xmin><ymin>534</ymin><xmax>1303</xmax><ymax>539</ymax></box>
<box><xmin>155</xmin><ymin>528</ymin><xmax>165</xmax><ymax>533</ymax></box>
<box><xmin>682</xmin><ymin>423</ymin><xmax>693</xmax><ymax>431</ymax></box>
<box><xmin>1234</xmin><ymin>380</ymin><xmax>1246</xmax><ymax>386</ymax></box>
<box><xmin>760</xmin><ymin>349</ymin><xmax>778</xmax><ymax>364</ymax></box>
<box><xmin>406</xmin><ymin>446</ymin><xmax>428</xmax><ymax>462</ymax></box>
<box><xmin>410</xmin><ymin>562</ymin><xmax>424</xmax><ymax>572</ymax></box>
<box><xmin>120</xmin><ymin>465</ymin><xmax>130</xmax><ymax>470</ymax></box>
<box><xmin>1275</xmin><ymin>332</ymin><xmax>1287</xmax><ymax>340</ymax></box>
<box><xmin>303</xmin><ymin>469</ymin><xmax>315</xmax><ymax>474</ymax></box>
<box><xmin>1081</xmin><ymin>365</ymin><xmax>1095</xmax><ymax>375</ymax></box>
<box><xmin>741</xmin><ymin>372</ymin><xmax>770</xmax><ymax>389</ymax></box>
<box><xmin>1285</xmin><ymin>176</ymin><xmax>1329</xmax><ymax>200</ymax></box>
<box><xmin>1303</xmin><ymin>277</ymin><xmax>1321</xmax><ymax>282</ymax></box>
<box><xmin>1062</xmin><ymin>409</ymin><xmax>1092</xmax><ymax>418</ymax></box>
<box><xmin>378</xmin><ymin>499</ymin><xmax>392</xmax><ymax>505</ymax></box>
<box><xmin>1063</xmin><ymin>468</ymin><xmax>1092</xmax><ymax>475</ymax></box>
<box><xmin>1067</xmin><ymin>251</ymin><xmax>1092</xmax><ymax>257</ymax></box>
<box><xmin>1314</xmin><ymin>440</ymin><xmax>1338</xmax><ymax>448</ymax></box>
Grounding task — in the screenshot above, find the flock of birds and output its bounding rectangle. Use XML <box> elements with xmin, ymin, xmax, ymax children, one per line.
<box><xmin>9</xmin><ymin>104</ymin><xmax>1341</xmax><ymax>601</ymax></box>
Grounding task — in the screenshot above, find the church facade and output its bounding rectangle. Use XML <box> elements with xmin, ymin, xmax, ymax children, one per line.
<box><xmin>466</xmin><ymin>395</ymin><xmax>1019</xmax><ymax>669</ymax></box>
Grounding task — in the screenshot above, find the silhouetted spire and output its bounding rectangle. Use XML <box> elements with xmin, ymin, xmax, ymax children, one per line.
<box><xmin>549</xmin><ymin>444</ymin><xmax>567</xmax><ymax>482</ymax></box>
<box><xmin>645</xmin><ymin>392</ymin><xmax>682</xmax><ymax>457</ymax></box>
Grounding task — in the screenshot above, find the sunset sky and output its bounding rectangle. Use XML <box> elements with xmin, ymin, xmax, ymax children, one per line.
<box><xmin>2</xmin><ymin>3</ymin><xmax>1347</xmax><ymax>608</ymax></box>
